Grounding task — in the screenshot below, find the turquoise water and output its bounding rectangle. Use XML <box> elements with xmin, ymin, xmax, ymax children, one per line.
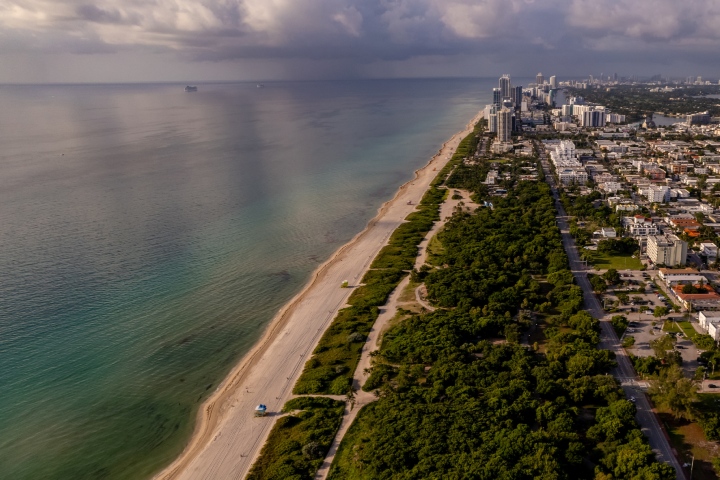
<box><xmin>0</xmin><ymin>79</ymin><xmax>491</xmax><ymax>478</ymax></box>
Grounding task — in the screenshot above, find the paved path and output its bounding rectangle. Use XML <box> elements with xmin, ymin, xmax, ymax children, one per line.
<box><xmin>314</xmin><ymin>177</ymin><xmax>480</xmax><ymax>479</ymax></box>
<box><xmin>538</xmin><ymin>152</ymin><xmax>685</xmax><ymax>479</ymax></box>
<box><xmin>313</xmin><ymin>276</ymin><xmax>410</xmax><ymax>479</ymax></box>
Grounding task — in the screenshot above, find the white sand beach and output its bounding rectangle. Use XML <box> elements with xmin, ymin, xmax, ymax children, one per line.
<box><xmin>154</xmin><ymin>110</ymin><xmax>482</xmax><ymax>480</ymax></box>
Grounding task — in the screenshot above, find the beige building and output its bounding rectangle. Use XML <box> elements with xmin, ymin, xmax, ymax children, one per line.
<box><xmin>497</xmin><ymin>107</ymin><xmax>513</xmax><ymax>143</ymax></box>
<box><xmin>647</xmin><ymin>234</ymin><xmax>688</xmax><ymax>266</ymax></box>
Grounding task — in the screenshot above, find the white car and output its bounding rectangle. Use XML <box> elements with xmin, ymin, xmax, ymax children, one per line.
<box><xmin>629</xmin><ymin>396</ymin><xmax>637</xmax><ymax>403</ymax></box>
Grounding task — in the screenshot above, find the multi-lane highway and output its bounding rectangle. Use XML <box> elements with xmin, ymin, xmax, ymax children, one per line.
<box><xmin>538</xmin><ymin>150</ymin><xmax>685</xmax><ymax>479</ymax></box>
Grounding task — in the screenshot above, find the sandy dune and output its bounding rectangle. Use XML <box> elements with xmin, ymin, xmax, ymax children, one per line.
<box><xmin>154</xmin><ymin>111</ymin><xmax>482</xmax><ymax>480</ymax></box>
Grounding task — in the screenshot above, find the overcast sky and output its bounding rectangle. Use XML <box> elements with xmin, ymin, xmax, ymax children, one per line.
<box><xmin>1</xmin><ymin>0</ymin><xmax>720</xmax><ymax>83</ymax></box>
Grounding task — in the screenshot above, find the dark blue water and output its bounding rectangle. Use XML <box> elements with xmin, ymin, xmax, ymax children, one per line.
<box><xmin>0</xmin><ymin>79</ymin><xmax>491</xmax><ymax>478</ymax></box>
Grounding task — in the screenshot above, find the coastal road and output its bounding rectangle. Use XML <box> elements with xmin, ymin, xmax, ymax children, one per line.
<box><xmin>539</xmin><ymin>157</ymin><xmax>685</xmax><ymax>478</ymax></box>
<box><xmin>155</xmin><ymin>113</ymin><xmax>483</xmax><ymax>480</ymax></box>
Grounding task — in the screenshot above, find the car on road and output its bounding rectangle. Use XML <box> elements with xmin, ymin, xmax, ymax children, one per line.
<box><xmin>709</xmin><ymin>384</ymin><xmax>718</xmax><ymax>389</ymax></box>
<box><xmin>629</xmin><ymin>396</ymin><xmax>637</xmax><ymax>403</ymax></box>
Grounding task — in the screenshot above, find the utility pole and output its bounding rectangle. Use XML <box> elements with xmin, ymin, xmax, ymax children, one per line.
<box><xmin>690</xmin><ymin>454</ymin><xmax>694</xmax><ymax>479</ymax></box>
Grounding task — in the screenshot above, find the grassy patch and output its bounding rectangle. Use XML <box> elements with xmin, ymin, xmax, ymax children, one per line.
<box><xmin>398</xmin><ymin>278</ymin><xmax>420</xmax><ymax>303</ymax></box>
<box><xmin>247</xmin><ymin>397</ymin><xmax>345</xmax><ymax>480</ymax></box>
<box><xmin>293</xmin><ymin>306</ymin><xmax>379</xmax><ymax>395</ymax></box>
<box><xmin>658</xmin><ymin>409</ymin><xmax>720</xmax><ymax>480</ymax></box>
<box><xmin>677</xmin><ymin>320</ymin><xmax>700</xmax><ymax>340</ymax></box>
<box><xmin>663</xmin><ymin>321</ymin><xmax>682</xmax><ymax>334</ymax></box>
<box><xmin>425</xmin><ymin>235</ymin><xmax>444</xmax><ymax>264</ymax></box>
<box><xmin>346</xmin><ymin>269</ymin><xmax>405</xmax><ymax>308</ymax></box>
<box><xmin>585</xmin><ymin>251</ymin><xmax>643</xmax><ymax>270</ymax></box>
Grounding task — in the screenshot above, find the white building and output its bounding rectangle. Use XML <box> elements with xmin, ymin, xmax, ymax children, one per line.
<box><xmin>606</xmin><ymin>113</ymin><xmax>626</xmax><ymax>123</ymax></box>
<box><xmin>599</xmin><ymin>181</ymin><xmax>623</xmax><ymax>193</ymax></box>
<box><xmin>647</xmin><ymin>234</ymin><xmax>688</xmax><ymax>266</ymax></box>
<box><xmin>623</xmin><ymin>216</ymin><xmax>659</xmax><ymax>237</ymax></box>
<box><xmin>700</xmin><ymin>242</ymin><xmax>718</xmax><ymax>260</ymax></box>
<box><xmin>639</xmin><ymin>185</ymin><xmax>670</xmax><ymax>203</ymax></box>
<box><xmin>558</xmin><ymin>168</ymin><xmax>588</xmax><ymax>185</ymax></box>
<box><xmin>657</xmin><ymin>268</ymin><xmax>706</xmax><ymax>286</ymax></box>
<box><xmin>550</xmin><ymin>140</ymin><xmax>577</xmax><ymax>165</ymax></box>
<box><xmin>699</xmin><ymin>312</ymin><xmax>720</xmax><ymax>340</ymax></box>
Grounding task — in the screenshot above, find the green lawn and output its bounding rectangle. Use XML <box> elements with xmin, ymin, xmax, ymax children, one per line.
<box><xmin>585</xmin><ymin>251</ymin><xmax>643</xmax><ymax>270</ymax></box>
<box><xmin>676</xmin><ymin>320</ymin><xmax>700</xmax><ymax>340</ymax></box>
<box><xmin>662</xmin><ymin>321</ymin><xmax>682</xmax><ymax>334</ymax></box>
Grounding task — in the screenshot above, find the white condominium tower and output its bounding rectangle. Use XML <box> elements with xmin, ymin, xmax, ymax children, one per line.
<box><xmin>497</xmin><ymin>107</ymin><xmax>512</xmax><ymax>143</ymax></box>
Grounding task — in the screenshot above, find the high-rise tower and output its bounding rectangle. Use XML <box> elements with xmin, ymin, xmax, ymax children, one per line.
<box><xmin>497</xmin><ymin>107</ymin><xmax>512</xmax><ymax>143</ymax></box>
<box><xmin>499</xmin><ymin>74</ymin><xmax>512</xmax><ymax>100</ymax></box>
<box><xmin>492</xmin><ymin>88</ymin><xmax>502</xmax><ymax>106</ymax></box>
<box><xmin>536</xmin><ymin>72</ymin><xmax>544</xmax><ymax>86</ymax></box>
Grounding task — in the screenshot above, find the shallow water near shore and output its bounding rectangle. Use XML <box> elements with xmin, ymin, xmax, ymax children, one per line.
<box><xmin>0</xmin><ymin>78</ymin><xmax>492</xmax><ymax>478</ymax></box>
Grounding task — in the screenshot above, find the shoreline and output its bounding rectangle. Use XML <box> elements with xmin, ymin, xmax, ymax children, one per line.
<box><xmin>153</xmin><ymin>110</ymin><xmax>483</xmax><ymax>480</ymax></box>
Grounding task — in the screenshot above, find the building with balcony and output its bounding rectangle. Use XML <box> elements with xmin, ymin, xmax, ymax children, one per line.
<box><xmin>647</xmin><ymin>234</ymin><xmax>688</xmax><ymax>266</ymax></box>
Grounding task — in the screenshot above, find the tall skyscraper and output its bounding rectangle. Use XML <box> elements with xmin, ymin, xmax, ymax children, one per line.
<box><xmin>484</xmin><ymin>104</ymin><xmax>498</xmax><ymax>132</ymax></box>
<box><xmin>499</xmin><ymin>74</ymin><xmax>512</xmax><ymax>100</ymax></box>
<box><xmin>492</xmin><ymin>88</ymin><xmax>502</xmax><ymax>106</ymax></box>
<box><xmin>549</xmin><ymin>75</ymin><xmax>557</xmax><ymax>89</ymax></box>
<box><xmin>513</xmin><ymin>85</ymin><xmax>523</xmax><ymax>107</ymax></box>
<box><xmin>497</xmin><ymin>107</ymin><xmax>512</xmax><ymax>143</ymax></box>
<box><xmin>536</xmin><ymin>72</ymin><xmax>544</xmax><ymax>86</ymax></box>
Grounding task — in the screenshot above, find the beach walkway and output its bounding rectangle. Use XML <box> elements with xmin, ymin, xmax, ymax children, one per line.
<box><xmin>154</xmin><ymin>112</ymin><xmax>482</xmax><ymax>480</ymax></box>
<box><xmin>313</xmin><ymin>187</ymin><xmax>479</xmax><ymax>478</ymax></box>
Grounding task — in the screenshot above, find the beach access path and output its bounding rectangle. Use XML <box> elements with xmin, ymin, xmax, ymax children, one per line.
<box><xmin>312</xmin><ymin>187</ymin><xmax>479</xmax><ymax>479</ymax></box>
<box><xmin>155</xmin><ymin>111</ymin><xmax>482</xmax><ymax>480</ymax></box>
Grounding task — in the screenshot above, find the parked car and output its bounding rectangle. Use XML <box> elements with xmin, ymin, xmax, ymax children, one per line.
<box><xmin>709</xmin><ymin>384</ymin><xmax>718</xmax><ymax>389</ymax></box>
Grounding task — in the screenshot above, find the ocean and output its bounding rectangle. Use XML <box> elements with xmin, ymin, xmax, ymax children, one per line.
<box><xmin>0</xmin><ymin>78</ymin><xmax>492</xmax><ymax>478</ymax></box>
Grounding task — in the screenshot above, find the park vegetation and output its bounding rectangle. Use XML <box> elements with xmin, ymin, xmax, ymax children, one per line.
<box><xmin>292</xmin><ymin>121</ymin><xmax>486</xmax><ymax>397</ymax></box>
<box><xmin>247</xmin><ymin>397</ymin><xmax>345</xmax><ymax>480</ymax></box>
<box><xmin>329</xmin><ymin>177</ymin><xmax>675</xmax><ymax>479</ymax></box>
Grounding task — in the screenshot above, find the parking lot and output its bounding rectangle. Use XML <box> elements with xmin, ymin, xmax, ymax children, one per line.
<box><xmin>601</xmin><ymin>270</ymin><xmax>672</xmax><ymax>317</ymax></box>
<box><xmin>624</xmin><ymin>316</ymin><xmax>699</xmax><ymax>377</ymax></box>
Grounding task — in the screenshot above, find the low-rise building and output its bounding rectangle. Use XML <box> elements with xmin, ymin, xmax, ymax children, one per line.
<box><xmin>700</xmin><ymin>242</ymin><xmax>718</xmax><ymax>260</ymax></box>
<box><xmin>599</xmin><ymin>181</ymin><xmax>623</xmax><ymax>193</ymax></box>
<box><xmin>557</xmin><ymin>168</ymin><xmax>588</xmax><ymax>185</ymax></box>
<box><xmin>699</xmin><ymin>312</ymin><xmax>720</xmax><ymax>339</ymax></box>
<box><xmin>623</xmin><ymin>215</ymin><xmax>659</xmax><ymax>237</ymax></box>
<box><xmin>672</xmin><ymin>284</ymin><xmax>720</xmax><ymax>311</ymax></box>
<box><xmin>657</xmin><ymin>268</ymin><xmax>706</xmax><ymax>286</ymax></box>
<box><xmin>593</xmin><ymin>227</ymin><xmax>617</xmax><ymax>238</ymax></box>
<box><xmin>668</xmin><ymin>218</ymin><xmax>702</xmax><ymax>231</ymax></box>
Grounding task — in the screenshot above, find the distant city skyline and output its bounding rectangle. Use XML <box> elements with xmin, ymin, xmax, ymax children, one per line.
<box><xmin>1</xmin><ymin>0</ymin><xmax>720</xmax><ymax>83</ymax></box>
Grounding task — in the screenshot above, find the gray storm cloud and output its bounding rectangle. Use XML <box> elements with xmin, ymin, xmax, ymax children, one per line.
<box><xmin>0</xmin><ymin>0</ymin><xmax>719</xmax><ymax>81</ymax></box>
